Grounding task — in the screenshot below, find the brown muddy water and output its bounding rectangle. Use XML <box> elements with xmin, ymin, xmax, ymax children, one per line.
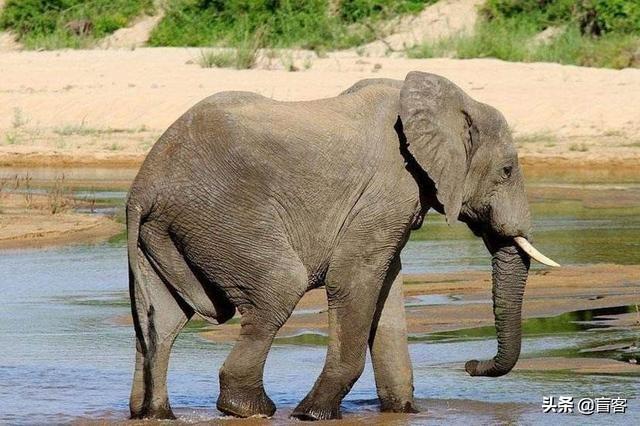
<box><xmin>0</xmin><ymin>167</ymin><xmax>638</xmax><ymax>424</ymax></box>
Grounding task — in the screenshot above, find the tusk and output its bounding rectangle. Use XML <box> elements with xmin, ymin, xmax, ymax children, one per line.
<box><xmin>514</xmin><ymin>236</ymin><xmax>560</xmax><ymax>267</ymax></box>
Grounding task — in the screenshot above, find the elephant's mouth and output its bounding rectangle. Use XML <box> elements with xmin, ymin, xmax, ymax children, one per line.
<box><xmin>464</xmin><ymin>216</ymin><xmax>559</xmax><ymax>268</ymax></box>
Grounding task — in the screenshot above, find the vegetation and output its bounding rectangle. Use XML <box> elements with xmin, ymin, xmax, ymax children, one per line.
<box><xmin>149</xmin><ymin>0</ymin><xmax>436</xmax><ymax>50</ymax></box>
<box><xmin>1</xmin><ymin>0</ymin><xmax>638</xmax><ymax>69</ymax></box>
<box><xmin>196</xmin><ymin>27</ymin><xmax>265</xmax><ymax>69</ymax></box>
<box><xmin>0</xmin><ymin>0</ymin><xmax>154</xmax><ymax>49</ymax></box>
<box><xmin>410</xmin><ymin>0</ymin><xmax>640</xmax><ymax>69</ymax></box>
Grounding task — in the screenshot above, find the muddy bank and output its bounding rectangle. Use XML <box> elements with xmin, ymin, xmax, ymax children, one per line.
<box><xmin>517</xmin><ymin>357</ymin><xmax>639</xmax><ymax>375</ymax></box>
<box><xmin>109</xmin><ymin>264</ymin><xmax>640</xmax><ymax>368</ymax></box>
<box><xmin>2</xmin><ymin>154</ymin><xmax>639</xmax><ymax>181</ymax></box>
<box><xmin>0</xmin><ymin>151</ymin><xmax>146</xmax><ymax>169</ymax></box>
<box><xmin>185</xmin><ymin>264</ymin><xmax>640</xmax><ymax>343</ymax></box>
<box><xmin>0</xmin><ymin>193</ymin><xmax>122</xmax><ymax>249</ymax></box>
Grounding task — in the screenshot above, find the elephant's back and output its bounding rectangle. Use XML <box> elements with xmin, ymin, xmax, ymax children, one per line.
<box><xmin>128</xmin><ymin>86</ymin><xmax>400</xmax><ymax>221</ymax></box>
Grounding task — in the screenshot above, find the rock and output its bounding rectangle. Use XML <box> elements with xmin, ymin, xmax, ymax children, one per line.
<box><xmin>65</xmin><ymin>19</ymin><xmax>93</xmax><ymax>37</ymax></box>
<box><xmin>531</xmin><ymin>26</ymin><xmax>564</xmax><ymax>46</ymax></box>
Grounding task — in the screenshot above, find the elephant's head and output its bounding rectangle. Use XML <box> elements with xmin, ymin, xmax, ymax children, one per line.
<box><xmin>397</xmin><ymin>71</ymin><xmax>559</xmax><ymax>377</ymax></box>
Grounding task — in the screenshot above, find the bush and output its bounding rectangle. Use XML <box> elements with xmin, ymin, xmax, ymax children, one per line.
<box><xmin>148</xmin><ymin>0</ymin><xmax>435</xmax><ymax>50</ymax></box>
<box><xmin>410</xmin><ymin>0</ymin><xmax>640</xmax><ymax>69</ymax></box>
<box><xmin>586</xmin><ymin>0</ymin><xmax>640</xmax><ymax>35</ymax></box>
<box><xmin>482</xmin><ymin>0</ymin><xmax>575</xmax><ymax>29</ymax></box>
<box><xmin>0</xmin><ymin>0</ymin><xmax>154</xmax><ymax>49</ymax></box>
<box><xmin>197</xmin><ymin>27</ymin><xmax>265</xmax><ymax>69</ymax></box>
<box><xmin>532</xmin><ymin>26</ymin><xmax>639</xmax><ymax>68</ymax></box>
<box><xmin>339</xmin><ymin>0</ymin><xmax>430</xmax><ymax>22</ymax></box>
<box><xmin>482</xmin><ymin>0</ymin><xmax>640</xmax><ymax>35</ymax></box>
<box><xmin>409</xmin><ymin>17</ymin><xmax>640</xmax><ymax>69</ymax></box>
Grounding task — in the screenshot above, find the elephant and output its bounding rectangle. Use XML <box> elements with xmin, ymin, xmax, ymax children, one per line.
<box><xmin>125</xmin><ymin>71</ymin><xmax>558</xmax><ymax>420</ymax></box>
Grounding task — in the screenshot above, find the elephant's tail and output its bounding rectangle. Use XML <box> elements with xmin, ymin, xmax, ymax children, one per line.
<box><xmin>126</xmin><ymin>200</ymin><xmax>147</xmax><ymax>350</ymax></box>
<box><xmin>126</xmin><ymin>203</ymin><xmax>142</xmax><ymax>284</ymax></box>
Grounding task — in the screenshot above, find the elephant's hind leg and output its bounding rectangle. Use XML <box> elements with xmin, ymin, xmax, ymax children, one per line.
<box><xmin>216</xmin><ymin>257</ymin><xmax>308</xmax><ymax>418</ymax></box>
<box><xmin>129</xmin><ymin>245</ymin><xmax>193</xmax><ymax>420</ymax></box>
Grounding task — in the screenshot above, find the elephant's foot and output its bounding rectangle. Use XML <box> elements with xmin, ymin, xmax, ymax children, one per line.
<box><xmin>379</xmin><ymin>397</ymin><xmax>419</xmax><ymax>414</ymax></box>
<box><xmin>291</xmin><ymin>398</ymin><xmax>341</xmax><ymax>421</ymax></box>
<box><xmin>217</xmin><ymin>386</ymin><xmax>276</xmax><ymax>418</ymax></box>
<box><xmin>130</xmin><ymin>403</ymin><xmax>176</xmax><ymax>420</ymax></box>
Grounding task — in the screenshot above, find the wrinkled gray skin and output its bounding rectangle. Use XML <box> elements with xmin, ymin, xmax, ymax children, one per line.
<box><xmin>126</xmin><ymin>71</ymin><xmax>532</xmax><ymax>421</ymax></box>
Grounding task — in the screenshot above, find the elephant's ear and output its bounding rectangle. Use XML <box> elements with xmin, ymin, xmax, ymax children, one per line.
<box><xmin>399</xmin><ymin>71</ymin><xmax>474</xmax><ymax>225</ymax></box>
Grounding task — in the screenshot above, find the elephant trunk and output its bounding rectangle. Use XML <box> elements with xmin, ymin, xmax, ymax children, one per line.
<box><xmin>465</xmin><ymin>244</ymin><xmax>530</xmax><ymax>377</ymax></box>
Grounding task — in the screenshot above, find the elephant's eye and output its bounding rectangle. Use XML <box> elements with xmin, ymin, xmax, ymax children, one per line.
<box><xmin>502</xmin><ymin>166</ymin><xmax>513</xmax><ymax>179</ymax></box>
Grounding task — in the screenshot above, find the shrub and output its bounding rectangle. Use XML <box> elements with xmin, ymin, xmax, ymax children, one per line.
<box><xmin>339</xmin><ymin>0</ymin><xmax>430</xmax><ymax>22</ymax></box>
<box><xmin>149</xmin><ymin>0</ymin><xmax>435</xmax><ymax>50</ymax></box>
<box><xmin>408</xmin><ymin>18</ymin><xmax>538</xmax><ymax>62</ymax></box>
<box><xmin>409</xmin><ymin>17</ymin><xmax>640</xmax><ymax>69</ymax></box>
<box><xmin>411</xmin><ymin>0</ymin><xmax>640</xmax><ymax>69</ymax></box>
<box><xmin>482</xmin><ymin>0</ymin><xmax>575</xmax><ymax>29</ymax></box>
<box><xmin>541</xmin><ymin>27</ymin><xmax>639</xmax><ymax>68</ymax></box>
<box><xmin>198</xmin><ymin>49</ymin><xmax>236</xmax><ymax>68</ymax></box>
<box><xmin>482</xmin><ymin>0</ymin><xmax>640</xmax><ymax>35</ymax></box>
<box><xmin>197</xmin><ymin>27</ymin><xmax>264</xmax><ymax>69</ymax></box>
<box><xmin>0</xmin><ymin>0</ymin><xmax>154</xmax><ymax>49</ymax></box>
<box><xmin>585</xmin><ymin>0</ymin><xmax>640</xmax><ymax>35</ymax></box>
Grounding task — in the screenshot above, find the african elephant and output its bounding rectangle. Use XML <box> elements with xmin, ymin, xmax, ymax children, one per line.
<box><xmin>126</xmin><ymin>71</ymin><xmax>558</xmax><ymax>420</ymax></box>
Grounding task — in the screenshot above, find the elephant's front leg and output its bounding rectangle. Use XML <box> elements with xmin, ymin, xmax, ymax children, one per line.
<box><xmin>291</xmin><ymin>256</ymin><xmax>390</xmax><ymax>420</ymax></box>
<box><xmin>369</xmin><ymin>256</ymin><xmax>417</xmax><ymax>413</ymax></box>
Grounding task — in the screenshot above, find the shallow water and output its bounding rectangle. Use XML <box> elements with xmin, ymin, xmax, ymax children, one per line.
<box><xmin>0</xmin><ymin>244</ymin><xmax>638</xmax><ymax>424</ymax></box>
<box><xmin>1</xmin><ymin>169</ymin><xmax>639</xmax><ymax>423</ymax></box>
<box><xmin>2</xmin><ymin>167</ymin><xmax>639</xmax><ymax>271</ymax></box>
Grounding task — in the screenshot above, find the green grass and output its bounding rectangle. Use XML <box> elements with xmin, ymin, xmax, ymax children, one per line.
<box><xmin>410</xmin><ymin>20</ymin><xmax>640</xmax><ymax>69</ymax></box>
<box><xmin>198</xmin><ymin>49</ymin><xmax>236</xmax><ymax>68</ymax></box>
<box><xmin>410</xmin><ymin>18</ymin><xmax>538</xmax><ymax>62</ymax></box>
<box><xmin>149</xmin><ymin>0</ymin><xmax>436</xmax><ymax>51</ymax></box>
<box><xmin>409</xmin><ymin>0</ymin><xmax>640</xmax><ymax>69</ymax></box>
<box><xmin>482</xmin><ymin>0</ymin><xmax>640</xmax><ymax>35</ymax></box>
<box><xmin>196</xmin><ymin>27</ymin><xmax>264</xmax><ymax>69</ymax></box>
<box><xmin>0</xmin><ymin>0</ymin><xmax>155</xmax><ymax>49</ymax></box>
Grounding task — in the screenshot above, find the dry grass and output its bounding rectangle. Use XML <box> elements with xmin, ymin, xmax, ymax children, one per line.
<box><xmin>0</xmin><ymin>174</ymin><xmax>94</xmax><ymax>215</ymax></box>
<box><xmin>569</xmin><ymin>143</ymin><xmax>589</xmax><ymax>152</ymax></box>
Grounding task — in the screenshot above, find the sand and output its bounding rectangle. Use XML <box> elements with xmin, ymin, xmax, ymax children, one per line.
<box><xmin>182</xmin><ymin>264</ymin><xmax>640</xmax><ymax>344</ymax></box>
<box><xmin>358</xmin><ymin>0</ymin><xmax>483</xmax><ymax>56</ymax></box>
<box><xmin>0</xmin><ymin>192</ymin><xmax>122</xmax><ymax>249</ymax></box>
<box><xmin>107</xmin><ymin>263</ymin><xmax>640</xmax><ymax>377</ymax></box>
<box><xmin>98</xmin><ymin>13</ymin><xmax>164</xmax><ymax>50</ymax></box>
<box><xmin>1</xmin><ymin>48</ymin><xmax>640</xmax><ymax>169</ymax></box>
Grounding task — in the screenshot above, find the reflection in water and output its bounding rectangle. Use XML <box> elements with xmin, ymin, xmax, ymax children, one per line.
<box><xmin>1</xmin><ymin>246</ymin><xmax>638</xmax><ymax>423</ymax></box>
<box><xmin>2</xmin><ymin>166</ymin><xmax>639</xmax><ymax>271</ymax></box>
<box><xmin>422</xmin><ymin>306</ymin><xmax>634</xmax><ymax>340</ymax></box>
<box><xmin>405</xmin><ymin>199</ymin><xmax>640</xmax><ymax>272</ymax></box>
<box><xmin>414</xmin><ymin>306</ymin><xmax>640</xmax><ymax>362</ymax></box>
<box><xmin>0</xmin><ymin>169</ymin><xmax>639</xmax><ymax>423</ymax></box>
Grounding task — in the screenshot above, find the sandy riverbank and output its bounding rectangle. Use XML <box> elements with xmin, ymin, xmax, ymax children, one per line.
<box><xmin>1</xmin><ymin>49</ymin><xmax>640</xmax><ymax>169</ymax></box>
<box><xmin>187</xmin><ymin>264</ymin><xmax>640</xmax><ymax>341</ymax></box>
<box><xmin>0</xmin><ymin>192</ymin><xmax>122</xmax><ymax>249</ymax></box>
<box><xmin>107</xmin><ymin>263</ymin><xmax>639</xmax><ymax>376</ymax></box>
